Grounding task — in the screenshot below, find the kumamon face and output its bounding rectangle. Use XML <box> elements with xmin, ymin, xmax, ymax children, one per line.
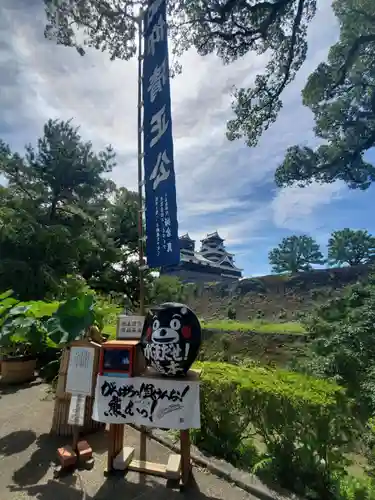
<box><xmin>146</xmin><ymin>307</ymin><xmax>192</xmax><ymax>344</ymax></box>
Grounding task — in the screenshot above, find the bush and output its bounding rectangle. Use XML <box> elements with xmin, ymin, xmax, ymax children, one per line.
<box><xmin>227</xmin><ymin>306</ymin><xmax>236</xmax><ymax>320</ymax></box>
<box><xmin>335</xmin><ymin>475</ymin><xmax>375</xmax><ymax>500</ymax></box>
<box><xmin>192</xmin><ymin>362</ymin><xmax>355</xmax><ymax>498</ymax></box>
<box><xmin>150</xmin><ymin>276</ymin><xmax>187</xmax><ymax>305</ymax></box>
<box><xmin>278</xmin><ymin>308</ymin><xmax>287</xmax><ymax>320</ymax></box>
<box><xmin>301</xmin><ymin>279</ymin><xmax>375</xmax><ymax>415</ymax></box>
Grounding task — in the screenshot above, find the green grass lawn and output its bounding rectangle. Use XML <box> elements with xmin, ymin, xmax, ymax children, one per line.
<box><xmin>201</xmin><ymin>319</ymin><xmax>306</xmax><ymax>334</ymax></box>
<box><xmin>104</xmin><ymin>319</ymin><xmax>307</xmax><ymax>337</ymax></box>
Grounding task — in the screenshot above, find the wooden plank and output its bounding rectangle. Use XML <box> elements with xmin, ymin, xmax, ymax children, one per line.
<box><xmin>59</xmin><ymin>350</ymin><xmax>70</xmax><ymax>375</ymax></box>
<box><xmin>113</xmin><ymin>447</ymin><xmax>135</xmax><ymax>471</ymax></box>
<box><xmin>107</xmin><ymin>424</ymin><xmax>124</xmax><ymax>471</ymax></box>
<box><xmin>166</xmin><ymin>454</ymin><xmax>181</xmax><ymax>479</ymax></box>
<box><xmin>55</xmin><ymin>374</ymin><xmax>66</xmax><ymax>398</ymax></box>
<box><xmin>128</xmin><ymin>459</ymin><xmax>167</xmax><ymax>477</ymax></box>
<box><xmin>180</xmin><ymin>430</ymin><xmax>192</xmax><ymax>485</ymax></box>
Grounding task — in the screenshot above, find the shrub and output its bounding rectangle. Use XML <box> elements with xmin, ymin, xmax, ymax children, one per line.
<box><xmin>363</xmin><ymin>417</ymin><xmax>375</xmax><ymax>477</ymax></box>
<box><xmin>278</xmin><ymin>308</ymin><xmax>287</xmax><ymax>320</ymax></box>
<box><xmin>335</xmin><ymin>475</ymin><xmax>375</xmax><ymax>500</ymax></box>
<box><xmin>227</xmin><ymin>306</ymin><xmax>236</xmax><ymax>320</ymax></box>
<box><xmin>193</xmin><ymin>362</ymin><xmax>355</xmax><ymax>498</ymax></box>
<box><xmin>301</xmin><ymin>279</ymin><xmax>375</xmax><ymax>415</ymax></box>
<box><xmin>149</xmin><ymin>276</ymin><xmax>187</xmax><ymax>305</ymax></box>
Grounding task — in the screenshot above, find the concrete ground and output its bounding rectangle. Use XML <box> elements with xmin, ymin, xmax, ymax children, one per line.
<box><xmin>0</xmin><ymin>381</ymin><xmax>258</xmax><ymax>500</ymax></box>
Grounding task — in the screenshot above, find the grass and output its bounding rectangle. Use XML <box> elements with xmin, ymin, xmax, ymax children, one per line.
<box><xmin>201</xmin><ymin>319</ymin><xmax>306</xmax><ymax>334</ymax></box>
<box><xmin>103</xmin><ymin>318</ymin><xmax>307</xmax><ymax>337</ymax></box>
<box><xmin>103</xmin><ymin>323</ymin><xmax>117</xmax><ymax>339</ymax></box>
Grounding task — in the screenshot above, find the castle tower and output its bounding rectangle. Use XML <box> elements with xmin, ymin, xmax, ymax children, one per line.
<box><xmin>179</xmin><ymin>233</ymin><xmax>195</xmax><ymax>255</ymax></box>
<box><xmin>200</xmin><ymin>232</ymin><xmax>242</xmax><ymax>275</ymax></box>
<box><xmin>160</xmin><ymin>231</ymin><xmax>242</xmax><ymax>283</ymax></box>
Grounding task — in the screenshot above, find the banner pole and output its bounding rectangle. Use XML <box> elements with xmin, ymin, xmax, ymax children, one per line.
<box><xmin>137</xmin><ymin>9</ymin><xmax>146</xmax><ymax>317</ymax></box>
<box><xmin>137</xmin><ymin>8</ymin><xmax>148</xmax><ymax>475</ymax></box>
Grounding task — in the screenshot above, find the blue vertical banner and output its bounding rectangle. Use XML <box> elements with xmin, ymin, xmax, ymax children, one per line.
<box><xmin>142</xmin><ymin>0</ymin><xmax>180</xmax><ymax>269</ymax></box>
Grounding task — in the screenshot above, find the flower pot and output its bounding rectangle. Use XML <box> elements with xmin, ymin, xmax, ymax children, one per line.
<box><xmin>141</xmin><ymin>302</ymin><xmax>201</xmax><ymax>377</ymax></box>
<box><xmin>1</xmin><ymin>356</ymin><xmax>37</xmax><ymax>384</ymax></box>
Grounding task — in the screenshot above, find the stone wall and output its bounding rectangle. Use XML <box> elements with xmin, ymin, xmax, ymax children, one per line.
<box><xmin>200</xmin><ymin>328</ymin><xmax>309</xmax><ymax>367</ymax></box>
<box><xmin>237</xmin><ymin>264</ymin><xmax>370</xmax><ymax>295</ymax></box>
<box><xmin>161</xmin><ymin>267</ymin><xmax>238</xmax><ymax>283</ymax></box>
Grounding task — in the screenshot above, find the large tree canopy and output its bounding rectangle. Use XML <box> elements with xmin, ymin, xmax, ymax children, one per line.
<box><xmin>276</xmin><ymin>0</ymin><xmax>375</xmax><ymax>189</ymax></box>
<box><xmin>43</xmin><ymin>0</ymin><xmax>316</xmax><ymax>148</ymax></box>
<box><xmin>43</xmin><ymin>0</ymin><xmax>375</xmax><ymax>190</ymax></box>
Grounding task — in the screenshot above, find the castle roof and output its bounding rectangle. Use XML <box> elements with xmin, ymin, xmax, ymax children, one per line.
<box><xmin>180</xmin><ymin>233</ymin><xmax>195</xmax><ymax>241</ymax></box>
<box><xmin>200</xmin><ymin>231</ymin><xmax>224</xmax><ymax>242</ymax></box>
<box><xmin>180</xmin><ymin>250</ymin><xmax>243</xmax><ymax>271</ymax></box>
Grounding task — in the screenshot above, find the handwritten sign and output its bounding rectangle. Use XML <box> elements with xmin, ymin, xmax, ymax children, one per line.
<box><xmin>92</xmin><ymin>375</ymin><xmax>200</xmax><ymax>429</ymax></box>
<box><xmin>117</xmin><ymin>315</ymin><xmax>145</xmax><ymax>340</ymax></box>
<box><xmin>68</xmin><ymin>394</ymin><xmax>86</xmax><ymax>426</ymax></box>
<box><xmin>65</xmin><ymin>346</ymin><xmax>95</xmax><ymax>396</ymax></box>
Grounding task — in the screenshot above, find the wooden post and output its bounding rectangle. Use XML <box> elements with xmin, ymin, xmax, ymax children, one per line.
<box><xmin>180</xmin><ymin>430</ymin><xmax>191</xmax><ymax>486</ymax></box>
<box><xmin>72</xmin><ymin>426</ymin><xmax>80</xmax><ymax>451</ymax></box>
<box><xmin>107</xmin><ymin>423</ymin><xmax>125</xmax><ymax>472</ymax></box>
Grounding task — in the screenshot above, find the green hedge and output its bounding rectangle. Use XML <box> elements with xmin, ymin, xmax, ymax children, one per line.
<box><xmin>193</xmin><ymin>362</ymin><xmax>356</xmax><ymax>498</ymax></box>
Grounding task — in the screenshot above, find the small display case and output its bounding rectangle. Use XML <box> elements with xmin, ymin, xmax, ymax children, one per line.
<box><xmin>99</xmin><ymin>340</ymin><xmax>146</xmax><ymax>378</ymax></box>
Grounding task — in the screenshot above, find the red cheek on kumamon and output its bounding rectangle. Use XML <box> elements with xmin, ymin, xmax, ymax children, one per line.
<box><xmin>181</xmin><ymin>326</ymin><xmax>191</xmax><ymax>340</ymax></box>
<box><xmin>146</xmin><ymin>327</ymin><xmax>152</xmax><ymax>340</ymax></box>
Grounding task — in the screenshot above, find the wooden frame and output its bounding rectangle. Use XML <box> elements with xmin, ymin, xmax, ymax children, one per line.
<box><xmin>51</xmin><ymin>339</ymin><xmax>103</xmax><ymax>437</ymax></box>
<box><xmin>109</xmin><ymin>429</ymin><xmax>191</xmax><ymax>485</ymax></box>
<box><xmin>106</xmin><ymin>369</ymin><xmax>200</xmax><ymax>487</ymax></box>
<box><xmin>99</xmin><ymin>344</ymin><xmax>134</xmax><ymax>377</ymax></box>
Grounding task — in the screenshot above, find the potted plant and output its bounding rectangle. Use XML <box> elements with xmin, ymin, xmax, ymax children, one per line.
<box><xmin>0</xmin><ymin>291</ymin><xmax>50</xmax><ymax>384</ymax></box>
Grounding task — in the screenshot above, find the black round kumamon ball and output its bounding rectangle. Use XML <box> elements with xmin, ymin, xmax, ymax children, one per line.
<box><xmin>140</xmin><ymin>302</ymin><xmax>201</xmax><ymax>377</ymax></box>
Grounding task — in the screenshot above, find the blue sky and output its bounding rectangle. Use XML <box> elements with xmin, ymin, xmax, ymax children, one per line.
<box><xmin>1</xmin><ymin>0</ymin><xmax>375</xmax><ymax>278</ymax></box>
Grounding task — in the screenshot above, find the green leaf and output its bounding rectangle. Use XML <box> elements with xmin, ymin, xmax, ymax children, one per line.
<box><xmin>0</xmin><ymin>290</ymin><xmax>14</xmax><ymax>300</ymax></box>
<box><xmin>49</xmin><ymin>294</ymin><xmax>95</xmax><ymax>343</ymax></box>
<box><xmin>45</xmin><ymin>317</ymin><xmax>70</xmax><ymax>345</ymax></box>
<box><xmin>8</xmin><ymin>305</ymin><xmax>31</xmax><ymax>317</ymax></box>
<box><xmin>55</xmin><ymin>294</ymin><xmax>94</xmax><ymax>320</ymax></box>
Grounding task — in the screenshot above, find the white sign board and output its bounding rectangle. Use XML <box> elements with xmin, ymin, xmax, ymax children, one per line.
<box><xmin>65</xmin><ymin>346</ymin><xmax>95</xmax><ymax>396</ymax></box>
<box><xmin>68</xmin><ymin>394</ymin><xmax>86</xmax><ymax>426</ymax></box>
<box><xmin>117</xmin><ymin>315</ymin><xmax>145</xmax><ymax>339</ymax></box>
<box><xmin>92</xmin><ymin>375</ymin><xmax>200</xmax><ymax>429</ymax></box>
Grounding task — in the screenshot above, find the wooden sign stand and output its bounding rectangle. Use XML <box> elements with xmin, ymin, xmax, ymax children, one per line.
<box><xmin>52</xmin><ymin>339</ymin><xmax>102</xmax><ymax>474</ymax></box>
<box><xmin>106</xmin><ymin>369</ymin><xmax>200</xmax><ymax>488</ymax></box>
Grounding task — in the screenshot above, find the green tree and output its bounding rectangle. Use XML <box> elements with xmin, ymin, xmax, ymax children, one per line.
<box><xmin>268</xmin><ymin>235</ymin><xmax>325</xmax><ymax>273</ymax></box>
<box><xmin>276</xmin><ymin>0</ymin><xmax>375</xmax><ymax>190</ymax></box>
<box><xmin>149</xmin><ymin>275</ymin><xmax>187</xmax><ymax>305</ymax></box>
<box><xmin>328</xmin><ymin>228</ymin><xmax>375</xmax><ymax>267</ymax></box>
<box><xmin>0</xmin><ymin>119</ymin><xmax>140</xmax><ymax>300</ymax></box>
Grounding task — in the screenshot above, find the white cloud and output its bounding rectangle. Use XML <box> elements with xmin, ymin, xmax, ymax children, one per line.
<box><xmin>181</xmin><ymin>204</ymin><xmax>272</xmax><ymax>248</ymax></box>
<box><xmin>271</xmin><ymin>181</ymin><xmax>345</xmax><ymax>232</ymax></box>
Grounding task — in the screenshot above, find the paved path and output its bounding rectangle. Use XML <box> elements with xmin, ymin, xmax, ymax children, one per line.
<box><xmin>0</xmin><ymin>381</ymin><xmax>257</xmax><ymax>500</ymax></box>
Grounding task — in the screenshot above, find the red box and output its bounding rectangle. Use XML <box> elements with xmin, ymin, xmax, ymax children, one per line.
<box><xmin>57</xmin><ymin>446</ymin><xmax>77</xmax><ymax>468</ymax></box>
<box><xmin>77</xmin><ymin>440</ymin><xmax>93</xmax><ymax>461</ymax></box>
<box><xmin>99</xmin><ymin>340</ymin><xmax>145</xmax><ymax>377</ymax></box>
